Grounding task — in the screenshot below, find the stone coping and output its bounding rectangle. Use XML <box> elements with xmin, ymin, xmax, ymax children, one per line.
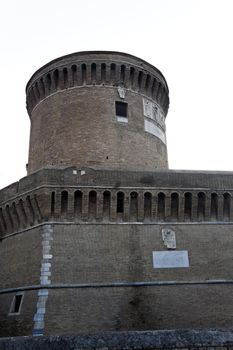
<box><xmin>1</xmin><ymin>329</ymin><xmax>233</xmax><ymax>349</ymax></box>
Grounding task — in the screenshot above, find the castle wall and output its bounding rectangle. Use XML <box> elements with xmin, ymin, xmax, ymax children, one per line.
<box><xmin>1</xmin><ymin>222</ymin><xmax>233</xmax><ymax>335</ymax></box>
<box><xmin>44</xmin><ymin>284</ymin><xmax>233</xmax><ymax>334</ymax></box>
<box><xmin>0</xmin><ymin>291</ymin><xmax>37</xmax><ymax>337</ymax></box>
<box><xmin>0</xmin><ymin>226</ymin><xmax>41</xmax><ymax>289</ymax></box>
<box><xmin>0</xmin><ymin>227</ymin><xmax>41</xmax><ymax>336</ymax></box>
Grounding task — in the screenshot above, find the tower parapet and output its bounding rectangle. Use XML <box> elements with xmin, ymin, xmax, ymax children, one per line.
<box><xmin>26</xmin><ymin>51</ymin><xmax>169</xmax><ymax>174</ymax></box>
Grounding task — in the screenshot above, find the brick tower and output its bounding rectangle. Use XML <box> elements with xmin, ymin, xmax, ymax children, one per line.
<box><xmin>26</xmin><ymin>51</ymin><xmax>169</xmax><ymax>174</ymax></box>
<box><xmin>1</xmin><ymin>52</ymin><xmax>233</xmax><ymax>339</ymax></box>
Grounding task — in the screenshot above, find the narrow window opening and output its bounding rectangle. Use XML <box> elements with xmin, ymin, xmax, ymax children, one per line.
<box><xmin>101</xmin><ymin>63</ymin><xmax>106</xmax><ymax>84</ymax></box>
<box><xmin>117</xmin><ymin>192</ymin><xmax>124</xmax><ymax>213</ymax></box>
<box><xmin>81</xmin><ymin>64</ymin><xmax>87</xmax><ymax>84</ymax></box>
<box><xmin>197</xmin><ymin>192</ymin><xmax>205</xmax><ymax>221</ymax></box>
<box><xmin>53</xmin><ymin>69</ymin><xmax>59</xmax><ymax>90</ymax></box>
<box><xmin>156</xmin><ymin>82</ymin><xmax>162</xmax><ymax>100</ymax></box>
<box><xmin>9</xmin><ymin>293</ymin><xmax>23</xmax><ymax>314</ymax></box>
<box><xmin>171</xmin><ymin>193</ymin><xmax>179</xmax><ymax>221</ymax></box>
<box><xmin>19</xmin><ymin>199</ymin><xmax>27</xmax><ymax>226</ymax></box>
<box><xmin>12</xmin><ymin>202</ymin><xmax>20</xmax><ymax>229</ymax></box>
<box><xmin>184</xmin><ymin>192</ymin><xmax>192</xmax><ymax>221</ymax></box>
<box><xmin>33</xmin><ymin>194</ymin><xmax>42</xmax><ymax>221</ymax></box>
<box><xmin>151</xmin><ymin>78</ymin><xmax>156</xmax><ymax>98</ymax></box>
<box><xmin>120</xmin><ymin>65</ymin><xmax>126</xmax><ymax>85</ymax></box>
<box><xmin>35</xmin><ymin>82</ymin><xmax>40</xmax><ymax>99</ymax></box>
<box><xmin>63</xmin><ymin>67</ymin><xmax>68</xmax><ymax>88</ymax></box>
<box><xmin>144</xmin><ymin>192</ymin><xmax>152</xmax><ymax>221</ymax></box>
<box><xmin>88</xmin><ymin>191</ymin><xmax>97</xmax><ymax>221</ymax></box>
<box><xmin>0</xmin><ymin>207</ymin><xmax>7</xmax><ymax>231</ymax></box>
<box><xmin>40</xmin><ymin>78</ymin><xmax>45</xmax><ymax>98</ymax></box>
<box><xmin>6</xmin><ymin>205</ymin><xmax>14</xmax><ymax>231</ymax></box>
<box><xmin>61</xmin><ymin>191</ymin><xmax>68</xmax><ymax>215</ymax></box>
<box><xmin>223</xmin><ymin>193</ymin><xmax>231</xmax><ymax>221</ymax></box>
<box><xmin>103</xmin><ymin>191</ymin><xmax>111</xmax><ymax>220</ymax></box>
<box><xmin>210</xmin><ymin>193</ymin><xmax>218</xmax><ymax>220</ymax></box>
<box><xmin>71</xmin><ymin>65</ymin><xmax>77</xmax><ymax>86</ymax></box>
<box><xmin>51</xmin><ymin>192</ymin><xmax>55</xmax><ymax>216</ymax></box>
<box><xmin>46</xmin><ymin>73</ymin><xmax>52</xmax><ymax>93</ymax></box>
<box><xmin>110</xmin><ymin>63</ymin><xmax>116</xmax><ymax>84</ymax></box>
<box><xmin>74</xmin><ymin>190</ymin><xmax>82</xmax><ymax>219</ymax></box>
<box><xmin>26</xmin><ymin>195</ymin><xmax>35</xmax><ymax>225</ymax></box>
<box><xmin>157</xmin><ymin>192</ymin><xmax>165</xmax><ymax>220</ymax></box>
<box><xmin>116</xmin><ymin>101</ymin><xmax>128</xmax><ymax>123</ymax></box>
<box><xmin>130</xmin><ymin>192</ymin><xmax>138</xmax><ymax>221</ymax></box>
<box><xmin>91</xmin><ymin>63</ymin><xmax>96</xmax><ymax>84</ymax></box>
<box><xmin>30</xmin><ymin>87</ymin><xmax>37</xmax><ymax>104</ymax></box>
<box><xmin>160</xmin><ymin>87</ymin><xmax>166</xmax><ymax>104</ymax></box>
<box><xmin>130</xmin><ymin>67</ymin><xmax>135</xmax><ymax>88</ymax></box>
<box><xmin>145</xmin><ymin>74</ymin><xmax>151</xmax><ymax>93</ymax></box>
<box><xmin>138</xmin><ymin>71</ymin><xmax>143</xmax><ymax>91</ymax></box>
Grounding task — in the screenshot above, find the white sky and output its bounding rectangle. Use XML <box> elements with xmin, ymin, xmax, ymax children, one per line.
<box><xmin>1</xmin><ymin>0</ymin><xmax>233</xmax><ymax>189</ymax></box>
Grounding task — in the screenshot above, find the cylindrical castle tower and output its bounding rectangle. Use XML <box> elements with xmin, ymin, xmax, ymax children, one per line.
<box><xmin>26</xmin><ymin>51</ymin><xmax>169</xmax><ymax>174</ymax></box>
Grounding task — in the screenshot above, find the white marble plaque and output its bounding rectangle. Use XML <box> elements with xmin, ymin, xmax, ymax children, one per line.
<box><xmin>143</xmin><ymin>98</ymin><xmax>166</xmax><ymax>130</ymax></box>
<box><xmin>117</xmin><ymin>116</ymin><xmax>128</xmax><ymax>123</ymax></box>
<box><xmin>153</xmin><ymin>250</ymin><xmax>189</xmax><ymax>268</ymax></box>
<box><xmin>117</xmin><ymin>87</ymin><xmax>126</xmax><ymax>99</ymax></box>
<box><xmin>162</xmin><ymin>228</ymin><xmax>176</xmax><ymax>249</ymax></box>
<box><xmin>143</xmin><ymin>99</ymin><xmax>154</xmax><ymax>119</ymax></box>
<box><xmin>144</xmin><ymin>119</ymin><xmax>166</xmax><ymax>144</ymax></box>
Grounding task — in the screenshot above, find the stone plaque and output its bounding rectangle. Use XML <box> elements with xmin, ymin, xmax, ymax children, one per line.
<box><xmin>162</xmin><ymin>228</ymin><xmax>176</xmax><ymax>249</ymax></box>
<box><xmin>143</xmin><ymin>98</ymin><xmax>166</xmax><ymax>130</ymax></box>
<box><xmin>117</xmin><ymin>87</ymin><xmax>126</xmax><ymax>99</ymax></box>
<box><xmin>144</xmin><ymin>119</ymin><xmax>166</xmax><ymax>144</ymax></box>
<box><xmin>143</xmin><ymin>98</ymin><xmax>154</xmax><ymax>119</ymax></box>
<box><xmin>153</xmin><ymin>250</ymin><xmax>189</xmax><ymax>268</ymax></box>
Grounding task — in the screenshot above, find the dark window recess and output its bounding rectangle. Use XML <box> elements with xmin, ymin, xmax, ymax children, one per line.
<box><xmin>10</xmin><ymin>294</ymin><xmax>23</xmax><ymax>314</ymax></box>
<box><xmin>115</xmin><ymin>101</ymin><xmax>127</xmax><ymax>118</ymax></box>
<box><xmin>117</xmin><ymin>192</ymin><xmax>124</xmax><ymax>213</ymax></box>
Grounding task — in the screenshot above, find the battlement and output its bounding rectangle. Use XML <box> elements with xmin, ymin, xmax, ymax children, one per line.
<box><xmin>26</xmin><ymin>51</ymin><xmax>169</xmax><ymax>115</ymax></box>
<box><xmin>1</xmin><ymin>168</ymin><xmax>233</xmax><ymax>237</ymax></box>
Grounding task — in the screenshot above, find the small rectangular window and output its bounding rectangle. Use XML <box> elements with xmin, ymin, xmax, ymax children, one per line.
<box><xmin>9</xmin><ymin>293</ymin><xmax>24</xmax><ymax>315</ymax></box>
<box><xmin>116</xmin><ymin>101</ymin><xmax>128</xmax><ymax>123</ymax></box>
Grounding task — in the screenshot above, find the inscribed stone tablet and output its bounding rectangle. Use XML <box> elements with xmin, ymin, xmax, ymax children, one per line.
<box><xmin>153</xmin><ymin>250</ymin><xmax>189</xmax><ymax>268</ymax></box>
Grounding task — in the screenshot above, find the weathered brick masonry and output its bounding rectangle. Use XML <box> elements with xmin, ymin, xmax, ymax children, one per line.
<box><xmin>1</xmin><ymin>52</ymin><xmax>233</xmax><ymax>346</ymax></box>
<box><xmin>26</xmin><ymin>52</ymin><xmax>169</xmax><ymax>174</ymax></box>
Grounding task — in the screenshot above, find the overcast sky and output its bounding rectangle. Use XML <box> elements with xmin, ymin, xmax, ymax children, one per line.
<box><xmin>1</xmin><ymin>0</ymin><xmax>233</xmax><ymax>189</ymax></box>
